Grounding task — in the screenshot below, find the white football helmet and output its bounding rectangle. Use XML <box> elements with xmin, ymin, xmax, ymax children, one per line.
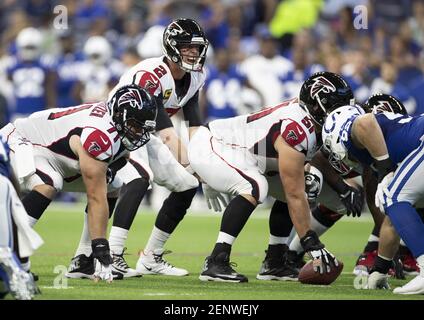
<box><xmin>16</xmin><ymin>27</ymin><xmax>43</xmax><ymax>61</ymax></box>
<box><xmin>322</xmin><ymin>104</ymin><xmax>365</xmax><ymax>175</ymax></box>
<box><xmin>83</xmin><ymin>36</ymin><xmax>112</xmax><ymax>65</ymax></box>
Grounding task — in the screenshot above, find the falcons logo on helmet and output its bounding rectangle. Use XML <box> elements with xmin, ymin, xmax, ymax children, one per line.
<box><xmin>118</xmin><ymin>88</ymin><xmax>143</xmax><ymax>110</ymax></box>
<box><xmin>310</xmin><ymin>76</ymin><xmax>336</xmax><ymax>99</ymax></box>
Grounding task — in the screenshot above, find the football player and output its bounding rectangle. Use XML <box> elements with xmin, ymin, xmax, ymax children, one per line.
<box><xmin>271</xmin><ymin>94</ymin><xmax>411</xmax><ymax>278</ymax></box>
<box><xmin>187</xmin><ymin>72</ymin><xmax>352</xmax><ymax>282</ymax></box>
<box><xmin>275</xmin><ymin>94</ymin><xmax>409</xmax><ymax>279</ymax></box>
<box><xmin>66</xmin><ymin>18</ymin><xmax>209</xmax><ymax>279</ymax></box>
<box><xmin>0</xmin><ymin>135</ymin><xmax>42</xmax><ymax>300</ymax></box>
<box><xmin>0</xmin><ymin>84</ymin><xmax>157</xmax><ymax>282</ymax></box>
<box><xmin>323</xmin><ymin>99</ymin><xmax>424</xmax><ymax>294</ymax></box>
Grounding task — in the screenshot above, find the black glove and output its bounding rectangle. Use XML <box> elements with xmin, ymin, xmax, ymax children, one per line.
<box><xmin>339</xmin><ymin>184</ymin><xmax>364</xmax><ymax>217</ymax></box>
<box><xmin>300</xmin><ymin>230</ymin><xmax>338</xmax><ymax>274</ymax></box>
<box><xmin>372</xmin><ymin>158</ymin><xmax>395</xmax><ymax>182</ymax></box>
<box><xmin>91</xmin><ymin>238</ymin><xmax>112</xmax><ymax>266</ymax></box>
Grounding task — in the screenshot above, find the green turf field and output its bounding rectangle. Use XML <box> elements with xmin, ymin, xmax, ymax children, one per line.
<box><xmin>14</xmin><ymin>204</ymin><xmax>424</xmax><ymax>300</ymax></box>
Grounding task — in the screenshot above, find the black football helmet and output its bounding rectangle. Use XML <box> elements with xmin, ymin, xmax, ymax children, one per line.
<box><xmin>299</xmin><ymin>71</ymin><xmax>354</xmax><ymax>126</ymax></box>
<box><xmin>162</xmin><ymin>18</ymin><xmax>209</xmax><ymax>72</ymax></box>
<box><xmin>364</xmin><ymin>93</ymin><xmax>407</xmax><ymax>115</ymax></box>
<box><xmin>108</xmin><ymin>84</ymin><xmax>157</xmax><ymax>151</ymax></box>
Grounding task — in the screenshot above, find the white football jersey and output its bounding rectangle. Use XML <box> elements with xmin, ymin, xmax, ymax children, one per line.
<box><xmin>208</xmin><ymin>98</ymin><xmax>318</xmax><ymax>173</ymax></box>
<box><xmin>109</xmin><ymin>56</ymin><xmax>206</xmax><ymax>116</ymax></box>
<box><xmin>12</xmin><ymin>102</ymin><xmax>126</xmax><ymax>179</ymax></box>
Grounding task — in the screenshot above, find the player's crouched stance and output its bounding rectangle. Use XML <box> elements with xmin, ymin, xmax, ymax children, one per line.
<box><xmin>188</xmin><ymin>72</ymin><xmax>346</xmax><ymax>282</ymax></box>
<box><xmin>0</xmin><ymin>84</ymin><xmax>157</xmax><ymax>283</ymax></box>
<box><xmin>0</xmin><ymin>136</ymin><xmax>43</xmax><ymax>299</ymax></box>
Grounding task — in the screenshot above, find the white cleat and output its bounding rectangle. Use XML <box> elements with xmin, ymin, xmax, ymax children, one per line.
<box><xmin>136</xmin><ymin>248</ymin><xmax>188</xmax><ymax>276</ymax></box>
<box><xmin>111</xmin><ymin>249</ymin><xmax>142</xmax><ymax>279</ymax></box>
<box><xmin>0</xmin><ymin>247</ymin><xmax>38</xmax><ymax>300</ymax></box>
<box><xmin>393</xmin><ymin>274</ymin><xmax>424</xmax><ymax>295</ymax></box>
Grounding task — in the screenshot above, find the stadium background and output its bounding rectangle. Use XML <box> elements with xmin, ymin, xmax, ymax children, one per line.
<box><xmin>2</xmin><ymin>0</ymin><xmax>424</xmax><ymax>300</ymax></box>
<box><xmin>2</xmin><ymin>0</ymin><xmax>423</xmax><ymax>207</ymax></box>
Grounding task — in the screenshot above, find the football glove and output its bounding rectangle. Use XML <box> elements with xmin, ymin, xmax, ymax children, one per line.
<box><xmin>300</xmin><ymin>230</ymin><xmax>338</xmax><ymax>274</ymax></box>
<box><xmin>202</xmin><ymin>183</ymin><xmax>228</xmax><ymax>212</ymax></box>
<box><xmin>92</xmin><ymin>238</ymin><xmax>113</xmax><ymax>283</ymax></box>
<box><xmin>375</xmin><ymin>171</ymin><xmax>394</xmax><ymax>213</ymax></box>
<box><xmin>304</xmin><ymin>167</ymin><xmax>323</xmax><ymax>203</ymax></box>
<box><xmin>339</xmin><ymin>185</ymin><xmax>364</xmax><ymax>217</ymax></box>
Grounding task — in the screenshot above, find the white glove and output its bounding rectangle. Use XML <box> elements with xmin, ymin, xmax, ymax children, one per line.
<box><xmin>202</xmin><ymin>183</ymin><xmax>228</xmax><ymax>212</ymax></box>
<box><xmin>366</xmin><ymin>271</ymin><xmax>390</xmax><ymax>289</ymax></box>
<box><xmin>375</xmin><ymin>172</ymin><xmax>394</xmax><ymax>213</ymax></box>
<box><xmin>93</xmin><ymin>258</ymin><xmax>113</xmax><ymax>283</ymax></box>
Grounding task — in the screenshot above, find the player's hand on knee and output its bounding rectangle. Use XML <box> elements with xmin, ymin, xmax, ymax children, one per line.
<box><xmin>202</xmin><ymin>183</ymin><xmax>228</xmax><ymax>212</ymax></box>
<box><xmin>92</xmin><ymin>238</ymin><xmax>113</xmax><ymax>283</ymax></box>
<box><xmin>375</xmin><ymin>172</ymin><xmax>394</xmax><ymax>213</ymax></box>
<box><xmin>367</xmin><ymin>271</ymin><xmax>390</xmax><ymax>290</ymax></box>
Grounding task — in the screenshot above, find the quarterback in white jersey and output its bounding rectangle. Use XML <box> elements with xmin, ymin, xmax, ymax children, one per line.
<box><xmin>0</xmin><ymin>84</ymin><xmax>158</xmax><ymax>283</ymax></box>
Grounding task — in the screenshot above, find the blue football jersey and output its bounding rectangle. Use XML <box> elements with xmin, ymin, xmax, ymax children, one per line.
<box><xmin>7</xmin><ymin>59</ymin><xmax>51</xmax><ymax>115</ymax></box>
<box><xmin>345</xmin><ymin>113</ymin><xmax>424</xmax><ymax>166</ymax></box>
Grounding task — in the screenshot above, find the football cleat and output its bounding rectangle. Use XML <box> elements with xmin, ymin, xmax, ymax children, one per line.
<box><xmin>285</xmin><ymin>250</ymin><xmax>306</xmax><ymax>271</ymax></box>
<box><xmin>199</xmin><ymin>252</ymin><xmax>248</xmax><ymax>283</ymax></box>
<box><xmin>400</xmin><ymin>251</ymin><xmax>419</xmax><ymax>276</ymax></box>
<box><xmin>393</xmin><ymin>265</ymin><xmax>424</xmax><ymax>295</ymax></box>
<box><xmin>111</xmin><ymin>248</ymin><xmax>142</xmax><ymax>279</ymax></box>
<box><xmin>65</xmin><ymin>254</ymin><xmax>95</xmax><ymax>279</ymax></box>
<box><xmin>0</xmin><ymin>247</ymin><xmax>38</xmax><ymax>300</ymax></box>
<box><xmin>256</xmin><ymin>256</ymin><xmax>298</xmax><ymax>281</ymax></box>
<box><xmin>136</xmin><ymin>248</ymin><xmax>188</xmax><ymax>276</ymax></box>
<box><xmin>353</xmin><ymin>250</ymin><xmax>377</xmax><ymax>276</ymax></box>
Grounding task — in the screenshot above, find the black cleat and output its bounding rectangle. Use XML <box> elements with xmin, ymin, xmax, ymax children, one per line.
<box><xmin>286</xmin><ymin>250</ymin><xmax>306</xmax><ymax>271</ymax></box>
<box><xmin>199</xmin><ymin>252</ymin><xmax>248</xmax><ymax>283</ymax></box>
<box><xmin>65</xmin><ymin>254</ymin><xmax>95</xmax><ymax>279</ymax></box>
<box><xmin>257</xmin><ymin>245</ymin><xmax>298</xmax><ymax>281</ymax></box>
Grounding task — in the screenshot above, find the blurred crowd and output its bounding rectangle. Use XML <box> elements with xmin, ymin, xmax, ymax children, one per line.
<box><xmin>1</xmin><ymin>0</ymin><xmax>424</xmax><ymax>127</ymax></box>
<box><xmin>1</xmin><ymin>0</ymin><xmax>424</xmax><ymax>206</ymax></box>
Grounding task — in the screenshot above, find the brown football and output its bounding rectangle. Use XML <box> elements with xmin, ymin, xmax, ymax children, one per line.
<box><xmin>298</xmin><ymin>260</ymin><xmax>344</xmax><ymax>285</ymax></box>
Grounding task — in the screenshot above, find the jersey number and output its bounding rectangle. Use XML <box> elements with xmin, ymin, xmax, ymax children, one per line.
<box><xmin>153</xmin><ymin>65</ymin><xmax>167</xmax><ymax>78</ymax></box>
<box><xmin>301</xmin><ymin>116</ymin><xmax>314</xmax><ymax>133</ymax></box>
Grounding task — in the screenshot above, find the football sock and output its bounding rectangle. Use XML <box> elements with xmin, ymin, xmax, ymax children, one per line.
<box><xmin>269</xmin><ymin>200</ymin><xmax>293</xmax><ymax>245</ymax></box>
<box><xmin>74</xmin><ymin>214</ymin><xmax>92</xmax><ymax>257</ymax></box>
<box><xmin>144</xmin><ymin>226</ymin><xmax>171</xmax><ymax>253</ymax></box>
<box><xmin>363</xmin><ymin>234</ymin><xmax>379</xmax><ymax>252</ymax></box>
<box><xmin>211</xmin><ymin>195</ymin><xmax>256</xmax><ymax>257</ymax></box>
<box><xmin>21</xmin><ymin>190</ymin><xmax>51</xmax><ymax>220</ymax></box>
<box><xmin>155</xmin><ymin>188</ymin><xmax>197</xmax><ymax>234</ymax></box>
<box><xmin>109</xmin><ymin>227</ymin><xmax>128</xmax><ymax>255</ymax></box>
<box><xmin>112</xmin><ymin>178</ymin><xmax>149</xmax><ymax>230</ymax></box>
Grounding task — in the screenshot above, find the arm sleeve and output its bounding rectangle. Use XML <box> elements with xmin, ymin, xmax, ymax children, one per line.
<box><xmin>182</xmin><ymin>91</ymin><xmax>203</xmax><ymax>127</ymax></box>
